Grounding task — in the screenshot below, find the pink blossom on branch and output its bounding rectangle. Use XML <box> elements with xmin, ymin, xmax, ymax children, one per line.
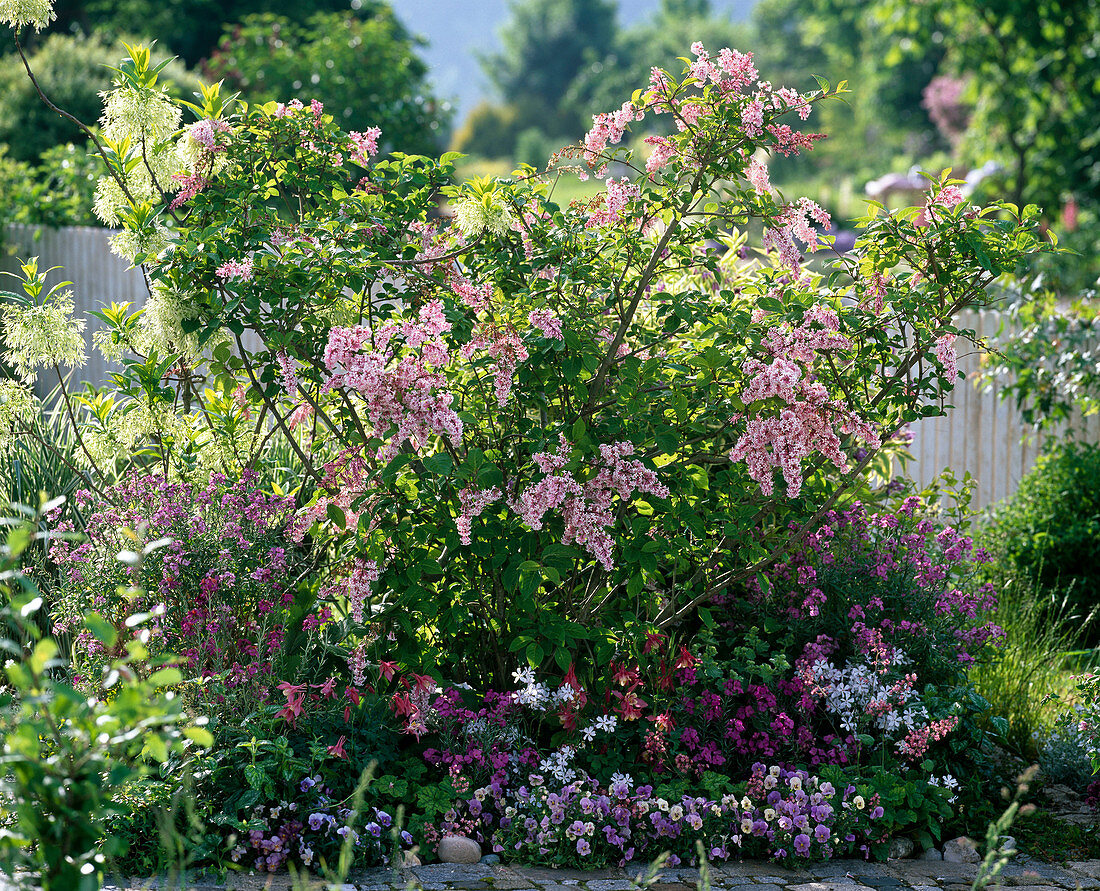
<box><xmin>514</xmin><ymin>436</ymin><xmax>668</xmax><ymax>570</ymax></box>
<box><xmin>933</xmin><ymin>333</ymin><xmax>959</xmax><ymax>381</ymax></box>
<box><xmin>323</xmin><ymin>307</ymin><xmax>462</xmax><ymax>460</ymax></box>
<box><xmin>747</xmin><ymin>156</ymin><xmax>771</xmax><ymax>195</ymax></box>
<box><xmin>215</xmin><ymin>257</ymin><xmax>254</xmax><ymax>282</ymax></box>
<box><xmin>456</xmin><ymin>485</ymin><xmax>502</xmax><ymax>545</ymax></box>
<box><xmin>528</xmin><ymin>309</ymin><xmax>563</xmax><ymax>341</ymax></box>
<box><xmin>730</xmin><ymin>312</ymin><xmax>880</xmax><ymax>497</ymax></box>
<box><xmin>460</xmin><ymin>323</ymin><xmax>529</xmax><ymax>407</ymax></box>
<box><xmin>348</xmin><ymin>126</ymin><xmax>382</xmax><ymax>165</ymax></box>
<box><xmin>587</xmin><ymin>178</ymin><xmax>643</xmax><ymax>228</ymax></box>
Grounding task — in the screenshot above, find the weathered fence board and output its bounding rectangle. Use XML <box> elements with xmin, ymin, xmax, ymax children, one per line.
<box><xmin>4</xmin><ymin>225</ymin><xmax>1093</xmax><ymax>510</ymax></box>
<box><xmin>905</xmin><ymin>309</ymin><xmax>1100</xmax><ymax>508</ymax></box>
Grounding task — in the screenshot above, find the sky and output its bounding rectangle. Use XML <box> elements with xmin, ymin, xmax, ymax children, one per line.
<box><xmin>392</xmin><ymin>0</ymin><xmax>756</xmax><ymax>122</ymax></box>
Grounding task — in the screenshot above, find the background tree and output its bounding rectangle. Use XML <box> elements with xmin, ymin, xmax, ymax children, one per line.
<box><xmin>748</xmin><ymin>0</ymin><xmax>945</xmax><ymax>187</ymax></box>
<box><xmin>203</xmin><ymin>9</ymin><xmax>450</xmax><ymax>155</ymax></box>
<box><xmin>44</xmin><ymin>0</ymin><xmax>363</xmax><ymax>66</ymax></box>
<box><xmin>875</xmin><ymin>0</ymin><xmax>1100</xmax><ymax>216</ymax></box>
<box><xmin>0</xmin><ymin>32</ymin><xmax>191</xmax><ymax>163</ymax></box>
<box><xmin>479</xmin><ymin>0</ymin><xmax>618</xmax><ymax>140</ymax></box>
<box><xmin>564</xmin><ymin>0</ymin><xmax>749</xmax><ymax>129</ymax></box>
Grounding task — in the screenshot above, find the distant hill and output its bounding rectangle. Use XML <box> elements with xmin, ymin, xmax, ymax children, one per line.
<box><xmin>393</xmin><ymin>0</ymin><xmax>757</xmax><ymax>124</ymax></box>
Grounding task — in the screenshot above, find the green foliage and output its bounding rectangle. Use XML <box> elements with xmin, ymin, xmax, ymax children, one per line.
<box><xmin>981</xmin><ymin>210</ymin><xmax>1100</xmax><ymax>435</ymax></box>
<box><xmin>450</xmin><ymin>101</ymin><xmax>525</xmax><ymax>159</ymax></box>
<box><xmin>44</xmin><ymin>0</ymin><xmax>369</xmax><ymax>67</ymax></box>
<box><xmin>748</xmin><ymin>0</ymin><xmax>945</xmax><ymax>185</ymax></box>
<box><xmin>970</xmin><ymin>766</ymin><xmax>1036</xmax><ymax>891</ymax></box>
<box><xmin>203</xmin><ymin>10</ymin><xmax>450</xmax><ymax>156</ymax></box>
<box><xmin>1009</xmin><ymin>810</ymin><xmax>1100</xmax><ymax>861</ymax></box>
<box><xmin>0</xmin><ymin>397</ymin><xmax>83</xmax><ymax>510</ymax></box>
<box><xmin>970</xmin><ymin>577</ymin><xmax>1089</xmax><ymax>757</ymax></box>
<box><xmin>874</xmin><ymin>0</ymin><xmax>1100</xmax><ymax>216</ymax></box>
<box><xmin>0</xmin><ymin>33</ymin><xmax>191</xmax><ymax>164</ymax></box>
<box><xmin>856</xmin><ymin>766</ymin><xmax>955</xmax><ymax>857</ymax></box>
<box><xmin>0</xmin><ymin>504</ymin><xmax>210</xmax><ymax>890</ymax></box>
<box><xmin>10</xmin><ymin>142</ymin><xmax>102</xmax><ymax>228</ymax></box>
<box><xmin>980</xmin><ymin>443</ymin><xmax>1100</xmax><ymax>644</ymax></box>
<box><xmin>564</xmin><ymin>0</ymin><xmax>749</xmax><ymax>134</ymax></box>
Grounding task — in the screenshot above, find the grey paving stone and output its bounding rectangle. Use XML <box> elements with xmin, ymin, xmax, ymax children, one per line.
<box><xmin>491</xmin><ymin>869</ymin><xmax>546</xmax><ymax>890</ymax></box>
<box><xmin>586</xmin><ymin>881</ymin><xmax>639</xmax><ymax>891</ymax></box>
<box><xmin>1069</xmin><ymin>864</ymin><xmax>1100</xmax><ymax>882</ymax></box>
<box><xmin>413</xmin><ymin>865</ymin><xmax>495</xmax><ymax>884</ymax></box>
<box><xmin>788</xmin><ymin>883</ymin><xmax>874</xmax><ymax>891</ymax></box>
<box><xmin>1009</xmin><ymin>866</ymin><xmax>1094</xmax><ymax>888</ymax></box>
<box><xmin>888</xmin><ymin>864</ymin><xmax>977</xmax><ymax>883</ymax></box>
<box><xmin>717</xmin><ymin>864</ymin><xmax>805</xmax><ymax>880</ymax></box>
<box><xmin>512</xmin><ymin>868</ymin><xmax>617</xmax><ymax>884</ymax></box>
<box><xmin>624</xmin><ymin>865</ymin><xmax>679</xmax><ymax>884</ymax></box>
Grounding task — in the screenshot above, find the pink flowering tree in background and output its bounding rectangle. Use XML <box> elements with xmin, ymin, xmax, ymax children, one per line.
<box><xmin>0</xmin><ymin>4</ymin><xmax>1050</xmax><ymax>690</ymax></box>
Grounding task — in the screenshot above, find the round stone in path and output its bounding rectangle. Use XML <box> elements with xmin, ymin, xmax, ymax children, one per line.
<box><xmin>438</xmin><ymin>835</ymin><xmax>482</xmax><ymax>864</ymax></box>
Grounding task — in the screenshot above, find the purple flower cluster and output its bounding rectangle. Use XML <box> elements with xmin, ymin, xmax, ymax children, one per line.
<box><xmin>441</xmin><ymin>763</ymin><xmax>882</xmax><ymax>867</ymax></box>
<box><xmin>228</xmin><ymin>776</ymin><xmax>412</xmax><ymax>872</ymax></box>
<box><xmin>50</xmin><ymin>471</ymin><xmax>297</xmax><ymax>713</ymax></box>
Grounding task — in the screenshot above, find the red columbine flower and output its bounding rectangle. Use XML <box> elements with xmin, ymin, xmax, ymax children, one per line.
<box><xmin>327</xmin><ymin>735</ymin><xmax>348</xmax><ymax>760</ymax></box>
<box><xmin>276</xmin><ymin>681</ymin><xmax>308</xmax><ymax>725</ymax></box>
<box><xmin>391</xmin><ymin>693</ymin><xmax>415</xmax><ymax>717</ymax></box>
<box><xmin>314</xmin><ymin>676</ymin><xmax>337</xmax><ymax>700</ymax></box>
<box><xmin>612</xmin><ymin>687</ymin><xmax>648</xmax><ymax>721</ymax></box>
<box><xmin>410</xmin><ymin>672</ymin><xmax>435</xmax><ymax>693</ymax></box>
<box><xmin>649</xmin><ymin>712</ymin><xmax>675</xmax><ymax>733</ymax></box>
<box><xmin>344</xmin><ymin>684</ymin><xmax>361</xmax><ymax>723</ymax></box>
<box><xmin>642</xmin><ymin>631</ymin><xmax>666</xmax><ymax>655</ymax></box>
<box><xmin>378</xmin><ymin>660</ymin><xmax>398</xmax><ymax>681</ymax></box>
<box><xmin>611</xmin><ymin>662</ymin><xmax>641</xmax><ymax>687</ymax></box>
<box><xmin>675</xmin><ymin>646</ymin><xmax>699</xmax><ymax>670</ymax></box>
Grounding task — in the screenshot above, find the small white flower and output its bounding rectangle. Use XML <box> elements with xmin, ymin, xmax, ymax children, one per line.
<box><xmin>609</xmin><ymin>772</ymin><xmax>633</xmax><ymax>789</ymax></box>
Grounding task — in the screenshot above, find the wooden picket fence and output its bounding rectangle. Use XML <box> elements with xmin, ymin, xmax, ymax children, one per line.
<box><xmin>4</xmin><ymin>223</ymin><xmax>1092</xmax><ymax>510</ymax></box>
